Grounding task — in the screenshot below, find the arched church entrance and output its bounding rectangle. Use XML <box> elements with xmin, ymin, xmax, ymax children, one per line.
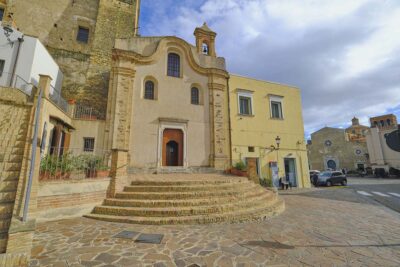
<box><xmin>162</xmin><ymin>129</ymin><xmax>183</xmax><ymax>166</ymax></box>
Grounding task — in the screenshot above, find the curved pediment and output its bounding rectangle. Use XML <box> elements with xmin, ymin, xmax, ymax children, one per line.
<box><xmin>113</xmin><ymin>36</ymin><xmax>228</xmax><ymax>77</ymax></box>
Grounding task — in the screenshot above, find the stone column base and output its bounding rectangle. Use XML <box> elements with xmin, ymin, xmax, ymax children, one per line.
<box><xmin>107</xmin><ymin>149</ymin><xmax>129</xmax><ymax>197</ymax></box>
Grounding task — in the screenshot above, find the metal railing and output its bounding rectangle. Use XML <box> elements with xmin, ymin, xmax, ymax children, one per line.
<box><xmin>39</xmin><ymin>147</ymin><xmax>111</xmax><ymax>181</ymax></box>
<box><xmin>49</xmin><ymin>84</ymin><xmax>68</xmax><ymax>113</ymax></box>
<box><xmin>74</xmin><ymin>103</ymin><xmax>106</xmax><ymax>120</ymax></box>
<box><xmin>0</xmin><ymin>72</ymin><xmax>34</xmax><ymax>96</ymax></box>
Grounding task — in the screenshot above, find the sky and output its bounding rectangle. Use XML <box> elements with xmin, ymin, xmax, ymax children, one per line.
<box><xmin>139</xmin><ymin>0</ymin><xmax>400</xmax><ymax>138</ymax></box>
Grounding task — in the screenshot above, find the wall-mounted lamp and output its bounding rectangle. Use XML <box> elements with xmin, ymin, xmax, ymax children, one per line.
<box><xmin>266</xmin><ymin>136</ymin><xmax>281</xmax><ymax>151</ymax></box>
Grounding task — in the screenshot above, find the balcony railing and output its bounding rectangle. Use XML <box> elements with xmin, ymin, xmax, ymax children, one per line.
<box><xmin>74</xmin><ymin>104</ymin><xmax>106</xmax><ymax>120</ymax></box>
<box><xmin>39</xmin><ymin>147</ymin><xmax>111</xmax><ymax>181</ymax></box>
<box><xmin>49</xmin><ymin>85</ymin><xmax>68</xmax><ymax>113</ymax></box>
<box><xmin>0</xmin><ymin>72</ymin><xmax>34</xmax><ymax>96</ymax></box>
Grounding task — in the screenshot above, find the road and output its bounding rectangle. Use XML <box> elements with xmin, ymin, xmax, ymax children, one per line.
<box><xmin>348</xmin><ymin>177</ymin><xmax>400</xmax><ymax>213</ymax></box>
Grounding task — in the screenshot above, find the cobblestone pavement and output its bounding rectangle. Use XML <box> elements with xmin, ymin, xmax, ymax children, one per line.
<box><xmin>30</xmin><ymin>187</ymin><xmax>400</xmax><ymax>267</ymax></box>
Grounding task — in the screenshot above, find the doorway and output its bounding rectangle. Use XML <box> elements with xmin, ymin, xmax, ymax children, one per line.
<box><xmin>162</xmin><ymin>129</ymin><xmax>184</xmax><ymax>166</ymax></box>
<box><xmin>284</xmin><ymin>158</ymin><xmax>297</xmax><ymax>187</ymax></box>
<box><xmin>166</xmin><ymin>141</ymin><xmax>179</xmax><ymax>166</ymax></box>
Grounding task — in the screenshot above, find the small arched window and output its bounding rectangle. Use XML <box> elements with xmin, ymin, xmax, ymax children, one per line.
<box><xmin>387</xmin><ymin>119</ymin><xmax>391</xmax><ymax>126</ymax></box>
<box><xmin>380</xmin><ymin>120</ymin><xmax>385</xmax><ymax>127</ymax></box>
<box><xmin>167</xmin><ymin>53</ymin><xmax>180</xmax><ymax>77</ymax></box>
<box><xmin>202</xmin><ymin>43</ymin><xmax>209</xmax><ymax>55</ymax></box>
<box><xmin>191</xmin><ymin>87</ymin><xmax>199</xmax><ymax>105</ymax></box>
<box><xmin>144</xmin><ymin>81</ymin><xmax>155</xmax><ymax>100</ymax></box>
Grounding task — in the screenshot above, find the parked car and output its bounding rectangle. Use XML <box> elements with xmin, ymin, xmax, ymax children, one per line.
<box><xmin>317</xmin><ymin>171</ymin><xmax>347</xmax><ymax>186</ymax></box>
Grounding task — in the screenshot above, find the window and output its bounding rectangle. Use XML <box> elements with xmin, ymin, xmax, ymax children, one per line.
<box><xmin>83</xmin><ymin>137</ymin><xmax>95</xmax><ymax>152</ymax></box>
<box><xmin>0</xmin><ymin>60</ymin><xmax>5</xmax><ymax>77</ymax></box>
<box><xmin>77</xmin><ymin>26</ymin><xmax>89</xmax><ymax>43</ymax></box>
<box><xmin>239</xmin><ymin>96</ymin><xmax>252</xmax><ymax>115</ymax></box>
<box><xmin>248</xmin><ymin>146</ymin><xmax>255</xmax><ymax>152</ymax></box>
<box><xmin>191</xmin><ymin>87</ymin><xmax>199</xmax><ymax>105</ymax></box>
<box><xmin>271</xmin><ymin>101</ymin><xmax>283</xmax><ymax>119</ymax></box>
<box><xmin>380</xmin><ymin>120</ymin><xmax>385</xmax><ymax>127</ymax></box>
<box><xmin>0</xmin><ymin>8</ymin><xmax>4</xmax><ymax>21</ymax></box>
<box><xmin>167</xmin><ymin>53</ymin><xmax>180</xmax><ymax>77</ymax></box>
<box><xmin>202</xmin><ymin>43</ymin><xmax>209</xmax><ymax>55</ymax></box>
<box><xmin>387</xmin><ymin>119</ymin><xmax>391</xmax><ymax>126</ymax></box>
<box><xmin>144</xmin><ymin>81</ymin><xmax>155</xmax><ymax>100</ymax></box>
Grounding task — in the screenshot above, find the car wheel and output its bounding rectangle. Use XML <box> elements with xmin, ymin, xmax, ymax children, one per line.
<box><xmin>326</xmin><ymin>180</ymin><xmax>332</xmax><ymax>187</ymax></box>
<box><xmin>341</xmin><ymin>180</ymin><xmax>347</xmax><ymax>186</ymax></box>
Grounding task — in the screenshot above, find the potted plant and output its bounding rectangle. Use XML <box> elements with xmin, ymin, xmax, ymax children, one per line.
<box><xmin>96</xmin><ymin>165</ymin><xmax>110</xmax><ymax>178</ymax></box>
<box><xmin>231</xmin><ymin>161</ymin><xmax>248</xmax><ymax>177</ymax></box>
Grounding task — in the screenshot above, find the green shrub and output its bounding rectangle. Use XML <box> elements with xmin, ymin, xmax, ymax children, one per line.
<box><xmin>234</xmin><ymin>161</ymin><xmax>246</xmax><ymax>171</ymax></box>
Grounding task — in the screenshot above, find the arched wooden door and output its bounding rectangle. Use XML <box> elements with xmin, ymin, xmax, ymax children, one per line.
<box><xmin>162</xmin><ymin>129</ymin><xmax>183</xmax><ymax>166</ymax></box>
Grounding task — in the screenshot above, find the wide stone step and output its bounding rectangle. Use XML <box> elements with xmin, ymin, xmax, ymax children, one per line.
<box><xmin>104</xmin><ymin>190</ymin><xmax>274</xmax><ymax>208</ymax></box>
<box><xmin>129</xmin><ymin>177</ymin><xmax>248</xmax><ymax>186</ymax></box>
<box><xmin>115</xmin><ymin>185</ymin><xmax>265</xmax><ymax>200</ymax></box>
<box><xmin>123</xmin><ymin>182</ymin><xmax>251</xmax><ymax>193</ymax></box>
<box><xmin>86</xmin><ymin>198</ymin><xmax>285</xmax><ymax>225</ymax></box>
<box><xmin>93</xmin><ymin>194</ymin><xmax>277</xmax><ymax>217</ymax></box>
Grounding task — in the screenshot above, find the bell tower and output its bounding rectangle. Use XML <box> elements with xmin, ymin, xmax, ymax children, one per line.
<box><xmin>194</xmin><ymin>22</ymin><xmax>217</xmax><ymax>57</ymax></box>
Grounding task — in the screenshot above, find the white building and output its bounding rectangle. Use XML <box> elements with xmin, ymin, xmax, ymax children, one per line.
<box><xmin>366</xmin><ymin>114</ymin><xmax>400</xmax><ymax>174</ymax></box>
<box><xmin>0</xmin><ymin>24</ymin><xmax>63</xmax><ymax>94</ymax></box>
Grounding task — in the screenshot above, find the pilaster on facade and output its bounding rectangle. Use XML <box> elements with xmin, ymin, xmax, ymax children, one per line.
<box><xmin>208</xmin><ymin>75</ymin><xmax>230</xmax><ymax>170</ymax></box>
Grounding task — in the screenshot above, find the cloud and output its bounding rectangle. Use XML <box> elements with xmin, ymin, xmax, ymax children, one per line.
<box><xmin>140</xmin><ymin>0</ymin><xmax>400</xmax><ymax>137</ymax></box>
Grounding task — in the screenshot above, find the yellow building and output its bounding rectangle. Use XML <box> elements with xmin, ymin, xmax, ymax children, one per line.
<box><xmin>229</xmin><ymin>75</ymin><xmax>310</xmax><ymax>188</ymax></box>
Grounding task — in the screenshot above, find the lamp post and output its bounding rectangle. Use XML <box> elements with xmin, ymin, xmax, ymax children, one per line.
<box><xmin>275</xmin><ymin>136</ymin><xmax>281</xmax><ymax>149</ymax></box>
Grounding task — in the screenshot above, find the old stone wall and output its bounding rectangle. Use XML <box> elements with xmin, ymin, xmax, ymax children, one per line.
<box><xmin>4</xmin><ymin>0</ymin><xmax>140</xmax><ymax>111</ymax></box>
<box><xmin>0</xmin><ymin>87</ymin><xmax>33</xmax><ymax>253</ymax></box>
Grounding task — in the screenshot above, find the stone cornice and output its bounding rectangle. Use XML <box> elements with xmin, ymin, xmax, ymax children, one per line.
<box><xmin>112</xmin><ymin>66</ymin><xmax>136</xmax><ymax>78</ymax></box>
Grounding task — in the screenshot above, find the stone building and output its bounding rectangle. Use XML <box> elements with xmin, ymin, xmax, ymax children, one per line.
<box><xmin>345</xmin><ymin>117</ymin><xmax>369</xmax><ymax>142</ymax></box>
<box><xmin>0</xmin><ymin>0</ymin><xmax>140</xmax><ymax>110</ymax></box>
<box><xmin>366</xmin><ymin>114</ymin><xmax>400</xmax><ymax>173</ymax></box>
<box><xmin>307</xmin><ymin>118</ymin><xmax>369</xmax><ymax>171</ymax></box>
<box><xmin>103</xmin><ymin>23</ymin><xmax>231</xmax><ymax>173</ymax></box>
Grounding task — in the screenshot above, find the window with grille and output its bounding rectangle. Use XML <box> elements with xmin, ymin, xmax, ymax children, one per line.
<box><xmin>0</xmin><ymin>8</ymin><xmax>4</xmax><ymax>21</ymax></box>
<box><xmin>77</xmin><ymin>26</ymin><xmax>89</xmax><ymax>43</ymax></box>
<box><xmin>167</xmin><ymin>53</ymin><xmax>180</xmax><ymax>77</ymax></box>
<box><xmin>248</xmin><ymin>146</ymin><xmax>255</xmax><ymax>152</ymax></box>
<box><xmin>191</xmin><ymin>87</ymin><xmax>199</xmax><ymax>105</ymax></box>
<box><xmin>144</xmin><ymin>81</ymin><xmax>155</xmax><ymax>100</ymax></box>
<box><xmin>0</xmin><ymin>60</ymin><xmax>5</xmax><ymax>77</ymax></box>
<box><xmin>83</xmin><ymin>138</ymin><xmax>95</xmax><ymax>152</ymax></box>
<box><xmin>271</xmin><ymin>101</ymin><xmax>283</xmax><ymax>119</ymax></box>
<box><xmin>239</xmin><ymin>96</ymin><xmax>252</xmax><ymax>115</ymax></box>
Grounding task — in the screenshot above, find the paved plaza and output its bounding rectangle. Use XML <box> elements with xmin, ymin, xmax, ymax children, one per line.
<box><xmin>30</xmin><ymin>184</ymin><xmax>400</xmax><ymax>267</ymax></box>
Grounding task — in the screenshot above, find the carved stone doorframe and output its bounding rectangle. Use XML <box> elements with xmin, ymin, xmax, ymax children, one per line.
<box><xmin>157</xmin><ymin>118</ymin><xmax>188</xmax><ymax>168</ymax></box>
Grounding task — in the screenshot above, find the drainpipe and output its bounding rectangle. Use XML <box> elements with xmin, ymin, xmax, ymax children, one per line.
<box><xmin>10</xmin><ymin>36</ymin><xmax>24</xmax><ymax>87</ymax></box>
<box><xmin>226</xmin><ymin>74</ymin><xmax>233</xmax><ymax>168</ymax></box>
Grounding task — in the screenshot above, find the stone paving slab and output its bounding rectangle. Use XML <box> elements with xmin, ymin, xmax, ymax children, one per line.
<box><xmin>30</xmin><ymin>188</ymin><xmax>400</xmax><ymax>266</ymax></box>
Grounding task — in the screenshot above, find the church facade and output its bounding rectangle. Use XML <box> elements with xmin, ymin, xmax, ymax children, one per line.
<box><xmin>104</xmin><ymin>24</ymin><xmax>231</xmax><ymax>172</ymax></box>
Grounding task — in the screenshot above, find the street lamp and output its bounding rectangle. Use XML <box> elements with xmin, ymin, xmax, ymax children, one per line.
<box><xmin>275</xmin><ymin>136</ymin><xmax>281</xmax><ymax>150</ymax></box>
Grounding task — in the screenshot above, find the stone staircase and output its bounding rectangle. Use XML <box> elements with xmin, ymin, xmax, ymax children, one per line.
<box><xmin>85</xmin><ymin>174</ymin><xmax>285</xmax><ymax>225</ymax></box>
<box><xmin>0</xmin><ymin>105</ymin><xmax>31</xmax><ymax>253</ymax></box>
